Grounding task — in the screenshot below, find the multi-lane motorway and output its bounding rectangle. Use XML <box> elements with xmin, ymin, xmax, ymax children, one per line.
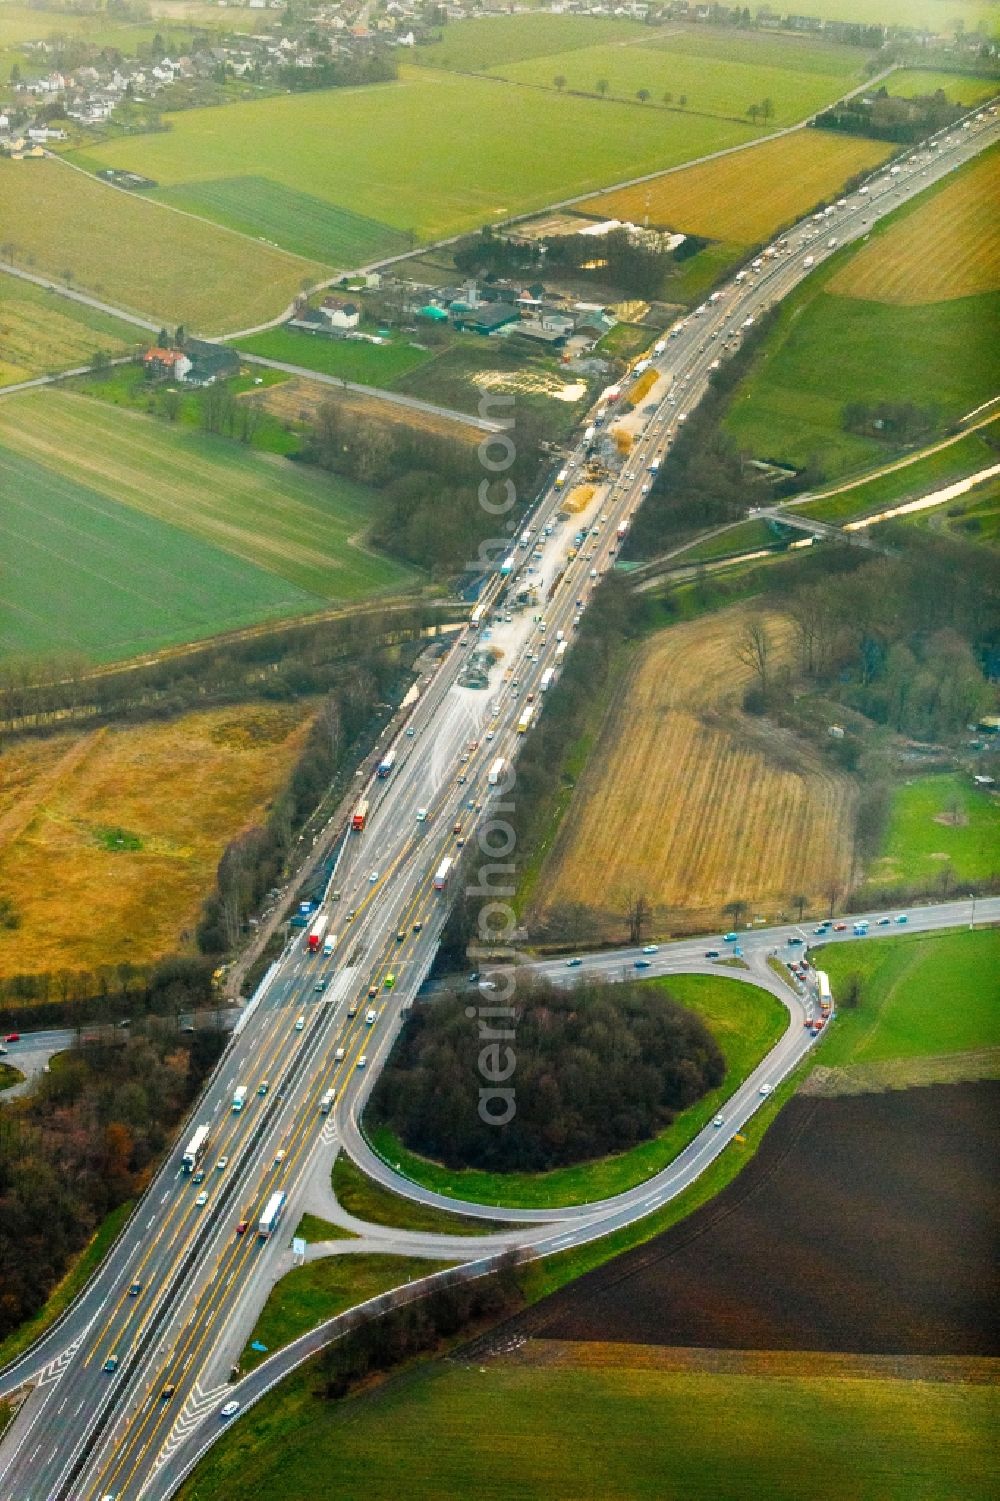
<box><xmin>1</xmin><ymin>104</ymin><xmax>997</xmax><ymax>1501</ymax></box>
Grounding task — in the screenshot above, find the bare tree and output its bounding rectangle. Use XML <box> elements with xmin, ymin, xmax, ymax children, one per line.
<box><xmin>735</xmin><ymin>614</ymin><xmax>772</xmax><ymax>695</ymax></box>
<box><xmin>624</xmin><ymin>890</ymin><xmax>652</xmax><ymax>946</ymax></box>
<box><xmin>723</xmin><ymin>898</ymin><xmax>748</xmax><ymax>929</ymax></box>
<box><xmin>791</xmin><ymin>892</ymin><xmax>809</xmax><ymax>921</ymax></box>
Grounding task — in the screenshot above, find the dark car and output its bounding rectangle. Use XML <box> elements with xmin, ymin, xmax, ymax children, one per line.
<box><xmin>633</xmin><ymin>958</ymin><xmax>651</xmax><ymax>969</ymax></box>
<box><xmin>705</xmin><ymin>949</ymin><xmax>720</xmax><ymax>959</ymax></box>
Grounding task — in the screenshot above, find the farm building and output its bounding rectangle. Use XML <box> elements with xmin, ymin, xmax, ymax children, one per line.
<box><xmin>453</xmin><ymin>304</ymin><xmax>521</xmax><ymax>335</ymax></box>
<box><xmin>181</xmin><ymin>338</ymin><xmax>240</xmax><ymax>386</ymax></box>
<box><xmin>143</xmin><ymin>347</ymin><xmax>192</xmax><ymax>380</ymax></box>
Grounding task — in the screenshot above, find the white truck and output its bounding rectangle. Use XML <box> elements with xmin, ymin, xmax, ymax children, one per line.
<box><xmin>319</xmin><ymin>1090</ymin><xmax>335</xmax><ymax>1115</ymax></box>
<box><xmin>322</xmin><ymin>932</ymin><xmax>336</xmax><ymax>957</ymax></box>
<box><xmin>231</xmin><ymin>1086</ymin><xmax>248</xmax><ymax>1114</ymax></box>
<box><xmin>258</xmin><ymin>1190</ymin><xmax>286</xmax><ymax>1239</ymax></box>
<box><xmin>540</xmin><ymin>668</ymin><xmax>555</xmax><ymax>692</ymax></box>
<box><xmin>488</xmin><ymin>756</ymin><xmax>506</xmax><ymax>786</ymax></box>
<box><xmin>182</xmin><ymin>1124</ymin><xmax>210</xmax><ymax>1173</ymax></box>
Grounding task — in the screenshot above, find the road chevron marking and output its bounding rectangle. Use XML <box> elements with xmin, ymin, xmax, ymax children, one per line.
<box><xmin>153</xmin><ymin>1382</ymin><xmax>231</xmax><ymax>1470</ymax></box>
<box><xmin>35</xmin><ymin>1335</ymin><xmax>85</xmax><ymax>1386</ymax></box>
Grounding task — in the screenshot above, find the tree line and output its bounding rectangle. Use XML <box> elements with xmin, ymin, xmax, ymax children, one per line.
<box><xmin>302</xmin><ymin>400</ymin><xmax>545</xmax><ymax>577</ymax></box>
<box><xmin>370</xmin><ymin>977</ymin><xmax>725</xmax><ymax>1172</ymax></box>
<box><xmin>0</xmin><ymin>601</ymin><xmax>443</xmax><ymax>736</ymax></box>
<box><xmin>318</xmin><ymin>1257</ymin><xmax>524</xmax><ymax>1401</ymax></box>
<box><xmin>0</xmin><ymin>955</ymin><xmax>220</xmax><ymax>1033</ymax></box>
<box><xmin>0</xmin><ymin>1024</ymin><xmax>226</xmax><ymax>1341</ymax></box>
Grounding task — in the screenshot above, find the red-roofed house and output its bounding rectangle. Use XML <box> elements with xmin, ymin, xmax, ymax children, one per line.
<box><xmin>143</xmin><ymin>347</ymin><xmax>192</xmax><ymax>380</ymax></box>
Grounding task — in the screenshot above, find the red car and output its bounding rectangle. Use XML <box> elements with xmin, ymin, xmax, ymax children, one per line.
<box><xmin>236</xmin><ymin>1219</ymin><xmax>249</xmax><ymax>1236</ymax></box>
<box><xmin>4</xmin><ymin>1032</ymin><xmax>19</xmax><ymax>1043</ymax></box>
<box><xmin>833</xmin><ymin>923</ymin><xmax>848</xmax><ymax>932</ymax></box>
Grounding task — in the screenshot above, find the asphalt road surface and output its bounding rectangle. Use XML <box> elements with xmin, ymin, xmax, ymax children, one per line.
<box><xmin>0</xmin><ymin>105</ymin><xmax>996</xmax><ymax>1501</ymax></box>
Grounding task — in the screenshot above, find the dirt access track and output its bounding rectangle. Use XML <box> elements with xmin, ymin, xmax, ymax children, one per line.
<box><xmin>521</xmin><ymin>1082</ymin><xmax>999</xmax><ymax>1356</ymax></box>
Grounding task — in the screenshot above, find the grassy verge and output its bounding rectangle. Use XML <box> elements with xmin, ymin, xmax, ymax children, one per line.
<box><xmin>797</xmin><ymin>418</ymin><xmax>1000</xmax><ymax>527</ymax></box>
<box><xmin>236</xmin><ymin>326</ymin><xmax>434</xmax><ymax>387</ymax></box>
<box><xmin>522</xmin><ymin>1062</ymin><xmax>801</xmax><ymax>1302</ymax></box>
<box><xmin>332</xmin><ymin>1156</ymin><xmax>511</xmax><ymax>1237</ymax></box>
<box><xmin>678</xmin><ymin>516</ymin><xmax>778</xmax><ymax>562</ymax></box>
<box><xmin>366</xmin><ymin>974</ymin><xmax>785</xmax><ymax>1209</ymax></box>
<box><xmin>239</xmin><ymin>1255</ymin><xmax>449</xmax><ymax>1373</ymax></box>
<box><xmin>0</xmin><ymin>1199</ymin><xmax>134</xmax><ymax>1375</ymax></box>
<box><xmin>815</xmin><ymin>926</ymin><xmax>1000</xmax><ymax>1069</ymax></box>
<box><xmin>0</xmin><ymin>1062</ymin><xmax>24</xmax><ymax>1091</ymax></box>
<box><xmin>294</xmin><ymin>1213</ymin><xmax>357</xmax><ymax>1244</ymax></box>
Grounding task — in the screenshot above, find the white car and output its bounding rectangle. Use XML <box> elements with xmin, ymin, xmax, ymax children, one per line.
<box><xmin>274</xmin><ymin>1149</ymin><xmax>286</xmax><ymax>1164</ymax></box>
<box><xmin>220</xmin><ymin>1401</ymin><xmax>240</xmax><ymax>1419</ymax></box>
<box><xmin>335</xmin><ymin>1047</ymin><xmax>345</xmax><ymax>1061</ymax></box>
<box><xmin>415</xmin><ymin>807</ymin><xmax>428</xmax><ymax>822</ymax></box>
<box><xmin>642</xmin><ymin>944</ymin><xmax>659</xmax><ymax>955</ymax></box>
<box><xmin>295</xmin><ymin>1016</ymin><xmax>305</xmax><ymax>1031</ymax></box>
<box><xmin>759</xmin><ymin>1083</ymin><xmax>773</xmax><ymax>1096</ymax></box>
<box><xmin>196</xmin><ymin>1191</ymin><xmax>209</xmax><ymax>1207</ymax></box>
<box><xmin>215</xmin><ymin>1156</ymin><xmax>229</xmax><ymax>1172</ymax></box>
<box><xmin>712</xmin><ymin>1116</ymin><xmax>724</xmax><ymax>1129</ymax></box>
<box><xmin>369</xmin><ymin>870</ymin><xmax>379</xmax><ymax>884</ymax></box>
<box><xmin>357</xmin><ymin>1055</ymin><xmax>367</xmax><ymax>1069</ymax></box>
<box><xmin>485</xmin><ymin>730</ymin><xmax>495</xmax><ymax>741</ymax></box>
<box><xmin>365</xmin><ymin>1009</ymin><xmax>377</xmax><ymax>1025</ymax></box>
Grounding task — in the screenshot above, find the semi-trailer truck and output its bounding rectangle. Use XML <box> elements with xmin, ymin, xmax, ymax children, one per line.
<box><xmin>307</xmin><ymin>914</ymin><xmax>328</xmax><ymax>952</ymax></box>
<box><xmin>555</xmin><ymin>640</ymin><xmax>567</xmax><ymax>660</ymax></box>
<box><xmin>488</xmin><ymin>757</ymin><xmax>506</xmax><ymax>786</ymax></box>
<box><xmin>351</xmin><ymin>799</ymin><xmax>369</xmax><ymax>832</ymax></box>
<box><xmin>540</xmin><ymin>668</ymin><xmax>555</xmax><ymax>692</ymax></box>
<box><xmin>433</xmin><ymin>857</ymin><xmax>453</xmax><ymax>892</ymax></box>
<box><xmin>258</xmin><ymin>1190</ymin><xmax>287</xmax><ymax>1239</ymax></box>
<box><xmin>232</xmin><ymin>1086</ymin><xmax>248</xmax><ymax>1113</ymax></box>
<box><xmin>182</xmin><ymin>1125</ymin><xmax>210</xmax><ymax>1173</ymax></box>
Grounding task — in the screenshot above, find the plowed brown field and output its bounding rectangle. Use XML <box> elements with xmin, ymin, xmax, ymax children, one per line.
<box><xmin>538</xmin><ymin>605</ymin><xmax>856</xmax><ymax>934</ymax></box>
<box><xmin>828</xmin><ymin>149</ymin><xmax>1000</xmax><ymax>305</ymax></box>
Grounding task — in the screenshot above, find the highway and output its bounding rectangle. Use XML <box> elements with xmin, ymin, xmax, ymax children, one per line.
<box><xmin>0</xmin><ymin>103</ymin><xmax>996</xmax><ymax>1501</ymax></box>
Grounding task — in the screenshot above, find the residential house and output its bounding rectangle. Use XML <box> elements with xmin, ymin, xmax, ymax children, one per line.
<box><xmin>320</xmin><ymin>295</ymin><xmax>360</xmax><ymax>329</ymax></box>
<box><xmin>143</xmin><ymin>347</ymin><xmax>192</xmax><ymax>380</ymax></box>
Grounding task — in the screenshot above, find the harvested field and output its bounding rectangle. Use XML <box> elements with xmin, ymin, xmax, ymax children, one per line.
<box><xmin>525</xmin><ymin>1083</ymin><xmax>1000</xmax><ymax>1355</ymax></box>
<box><xmin>0</xmin><ymin>704</ymin><xmax>314</xmax><ymax>980</ymax></box>
<box><xmin>0</xmin><ymin>272</ymin><xmax>139</xmax><ymax>386</ymax></box>
<box><xmin>538</xmin><ymin>604</ymin><xmax>856</xmax><ymax>934</ymax></box>
<box><xmin>828</xmin><ymin>149</ymin><xmax>1000</xmax><ymax>305</ymax></box>
<box><xmin>0</xmin><ymin>158</ymin><xmax>329</xmax><ymax>333</ymax></box>
<box><xmin>251</xmin><ymin>376</ymin><xmax>482</xmax><ymax>448</ymax></box>
<box><xmin>586</xmin><ymin>129</ymin><xmax>892</xmax><ymax>247</ymax></box>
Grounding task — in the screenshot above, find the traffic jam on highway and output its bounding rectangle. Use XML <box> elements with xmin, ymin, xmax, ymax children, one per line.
<box><xmin>1</xmin><ymin>104</ymin><xmax>997</xmax><ymax>1501</ymax></box>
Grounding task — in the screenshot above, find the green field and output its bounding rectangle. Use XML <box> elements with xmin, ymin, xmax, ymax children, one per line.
<box><xmin>365</xmin><ymin>974</ymin><xmax>785</xmax><ymax>1209</ymax></box>
<box><xmin>497</xmin><ymin>41</ymin><xmax>862</xmax><ymax>123</ymax></box>
<box><xmin>179</xmin><ymin>1340</ymin><xmax>998</xmax><ymax>1501</ymax></box>
<box><xmin>0</xmin><ymin>271</ymin><xmax>141</xmax><ymax>385</ymax></box>
<box><xmin>887</xmin><ymin>69</ymin><xmax>1000</xmax><ymax>105</ymax></box>
<box><xmin>236</xmin><ymin>326</ymin><xmax>435</xmax><ymax>386</ymax></box>
<box><xmin>0</xmin><ymin>444</ymin><xmax>323</xmax><ymax>660</ymax></box>
<box><xmin>798</xmin><ymin>418</ymin><xmax>1000</xmax><ymax>525</ymax></box>
<box><xmin>240</xmin><ymin>1255</ymin><xmax>446</xmax><ymax>1372</ymax></box>
<box><xmin>72</xmin><ymin>68</ymin><xmax>761</xmax><ymax>251</ymax></box>
<box><xmin>679</xmin><ymin>517</ymin><xmax>778</xmax><ymax>562</ymax></box>
<box><xmin>0</xmin><ymin>389</ymin><xmax>417</xmax><ymax>659</ymax></box>
<box><xmin>413</xmin><ymin>12</ymin><xmax>646</xmax><ymax>71</ymax></box>
<box><xmin>646</xmin><ymin>26</ymin><xmax>876</xmax><ymax>76</ymax></box>
<box><xmin>153</xmin><ymin>178</ymin><xmax>411</xmax><ymax>268</ymax></box>
<box><xmin>0</xmin><ymin>158</ymin><xmax>330</xmax><ymax>333</ymax></box>
<box><xmin>865</xmin><ymin>774</ymin><xmax>1000</xmax><ymax>891</ymax></box>
<box><xmin>725</xmin><ymin>289</ymin><xmax>1000</xmax><ymax>480</ymax></box>
<box><xmin>818</xmin><ymin>926</ymin><xmax>1000</xmax><ymax>1067</ymax></box>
